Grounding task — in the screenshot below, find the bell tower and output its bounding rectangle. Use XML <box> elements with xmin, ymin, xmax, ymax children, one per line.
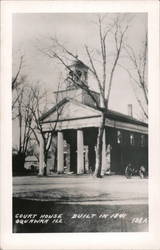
<box><xmin>66</xmin><ymin>58</ymin><xmax>88</xmax><ymax>89</ymax></box>
<box><xmin>55</xmin><ymin>57</ymin><xmax>100</xmax><ymax>107</ymax></box>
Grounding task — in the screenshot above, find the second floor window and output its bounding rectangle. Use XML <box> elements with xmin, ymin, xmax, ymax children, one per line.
<box><xmin>140</xmin><ymin>135</ymin><xmax>145</xmax><ymax>146</ymax></box>
<box><xmin>117</xmin><ymin>130</ymin><xmax>122</xmax><ymax>144</ymax></box>
<box><xmin>130</xmin><ymin>134</ymin><xmax>134</xmax><ymax>145</ymax></box>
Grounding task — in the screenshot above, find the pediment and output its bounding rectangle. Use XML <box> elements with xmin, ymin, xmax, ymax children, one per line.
<box><xmin>41</xmin><ymin>99</ymin><xmax>101</xmax><ymax>123</ymax></box>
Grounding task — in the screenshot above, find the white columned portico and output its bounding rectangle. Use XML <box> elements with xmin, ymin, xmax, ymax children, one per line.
<box><xmin>77</xmin><ymin>129</ymin><xmax>84</xmax><ymax>174</ymax></box>
<box><xmin>39</xmin><ymin>133</ymin><xmax>45</xmax><ymax>176</ymax></box>
<box><xmin>57</xmin><ymin>131</ymin><xmax>64</xmax><ymax>173</ymax></box>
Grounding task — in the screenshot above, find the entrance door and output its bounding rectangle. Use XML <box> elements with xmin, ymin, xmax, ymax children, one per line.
<box><xmin>70</xmin><ymin>145</ymin><xmax>77</xmax><ymax>173</ymax></box>
<box><xmin>64</xmin><ymin>130</ymin><xmax>77</xmax><ymax>173</ymax></box>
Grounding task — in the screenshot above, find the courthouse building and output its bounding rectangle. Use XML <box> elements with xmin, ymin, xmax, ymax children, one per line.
<box><xmin>38</xmin><ymin>59</ymin><xmax>148</xmax><ymax>176</ymax></box>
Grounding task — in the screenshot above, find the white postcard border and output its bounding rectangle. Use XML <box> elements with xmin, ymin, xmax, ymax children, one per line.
<box><xmin>0</xmin><ymin>1</ymin><xmax>160</xmax><ymax>249</ymax></box>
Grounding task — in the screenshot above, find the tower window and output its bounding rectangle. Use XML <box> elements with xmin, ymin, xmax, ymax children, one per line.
<box><xmin>69</xmin><ymin>70</ymin><xmax>74</xmax><ymax>78</ymax></box>
<box><xmin>84</xmin><ymin>71</ymin><xmax>87</xmax><ymax>81</ymax></box>
<box><xmin>75</xmin><ymin>70</ymin><xmax>82</xmax><ymax>81</ymax></box>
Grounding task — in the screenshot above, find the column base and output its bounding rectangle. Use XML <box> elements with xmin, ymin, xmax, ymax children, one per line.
<box><xmin>57</xmin><ymin>171</ymin><xmax>64</xmax><ymax>174</ymax></box>
<box><xmin>38</xmin><ymin>173</ymin><xmax>44</xmax><ymax>177</ymax></box>
<box><xmin>77</xmin><ymin>172</ymin><xmax>84</xmax><ymax>175</ymax></box>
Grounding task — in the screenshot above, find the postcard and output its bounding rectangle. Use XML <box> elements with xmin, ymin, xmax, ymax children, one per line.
<box><xmin>0</xmin><ymin>1</ymin><xmax>160</xmax><ymax>249</ymax></box>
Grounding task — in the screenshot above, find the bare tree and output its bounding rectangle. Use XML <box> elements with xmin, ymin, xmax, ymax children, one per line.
<box><xmin>13</xmin><ymin>82</ymin><xmax>50</xmax><ymax>173</ymax></box>
<box><xmin>12</xmin><ymin>55</ymin><xmax>24</xmax><ymax>90</ymax></box>
<box><xmin>23</xmin><ymin>81</ymin><xmax>63</xmax><ymax>176</ymax></box>
<box><xmin>12</xmin><ymin>55</ymin><xmax>27</xmax><ymax>111</ymax></box>
<box><xmin>12</xmin><ymin>65</ymin><xmax>62</xmax><ymax>175</ymax></box>
<box><xmin>27</xmin><ymin>86</ymin><xmax>54</xmax><ymax>168</ymax></box>
<box><xmin>40</xmin><ymin>14</ymin><xmax>128</xmax><ymax>177</ymax></box>
<box><xmin>12</xmin><ymin>75</ymin><xmax>28</xmax><ymax>111</ymax></box>
<box><xmin>124</xmin><ymin>33</ymin><xmax>148</xmax><ymax>119</ymax></box>
<box><xmin>12</xmin><ymin>84</ymin><xmax>35</xmax><ymax>173</ymax></box>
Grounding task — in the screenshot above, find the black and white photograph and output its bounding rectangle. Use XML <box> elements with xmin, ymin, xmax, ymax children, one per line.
<box><xmin>1</xmin><ymin>0</ymin><xmax>160</xmax><ymax>249</ymax></box>
<box><xmin>12</xmin><ymin>11</ymin><xmax>148</xmax><ymax>233</ymax></box>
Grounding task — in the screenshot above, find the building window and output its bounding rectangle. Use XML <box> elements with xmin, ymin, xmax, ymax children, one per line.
<box><xmin>69</xmin><ymin>70</ymin><xmax>73</xmax><ymax>77</ymax></box>
<box><xmin>140</xmin><ymin>135</ymin><xmax>145</xmax><ymax>147</ymax></box>
<box><xmin>130</xmin><ymin>134</ymin><xmax>134</xmax><ymax>145</ymax></box>
<box><xmin>117</xmin><ymin>130</ymin><xmax>122</xmax><ymax>144</ymax></box>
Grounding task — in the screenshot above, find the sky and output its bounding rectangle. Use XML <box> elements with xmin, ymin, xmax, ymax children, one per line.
<box><xmin>12</xmin><ymin>13</ymin><xmax>147</xmax><ymax>118</ymax></box>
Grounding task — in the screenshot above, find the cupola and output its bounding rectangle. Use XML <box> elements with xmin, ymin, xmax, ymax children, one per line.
<box><xmin>66</xmin><ymin>57</ymin><xmax>89</xmax><ymax>89</ymax></box>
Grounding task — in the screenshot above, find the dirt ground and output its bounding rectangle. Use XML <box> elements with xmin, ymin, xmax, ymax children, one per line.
<box><xmin>13</xmin><ymin>175</ymin><xmax>148</xmax><ymax>204</ymax></box>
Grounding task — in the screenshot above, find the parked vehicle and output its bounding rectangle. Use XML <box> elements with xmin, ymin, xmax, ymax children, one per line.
<box><xmin>125</xmin><ymin>163</ymin><xmax>146</xmax><ymax>179</ymax></box>
<box><xmin>139</xmin><ymin>166</ymin><xmax>146</xmax><ymax>178</ymax></box>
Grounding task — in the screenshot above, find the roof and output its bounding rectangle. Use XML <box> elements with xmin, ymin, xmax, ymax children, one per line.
<box><xmin>39</xmin><ymin>97</ymin><xmax>148</xmax><ymax>128</ymax></box>
<box><xmin>70</xmin><ymin>59</ymin><xmax>89</xmax><ymax>69</ymax></box>
<box><xmin>105</xmin><ymin>109</ymin><xmax>148</xmax><ymax>127</ymax></box>
<box><xmin>39</xmin><ymin>98</ymin><xmax>68</xmax><ymax>121</ymax></box>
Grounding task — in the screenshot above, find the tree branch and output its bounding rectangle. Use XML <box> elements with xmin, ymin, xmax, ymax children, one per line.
<box><xmin>12</xmin><ymin>55</ymin><xmax>24</xmax><ymax>90</ymax></box>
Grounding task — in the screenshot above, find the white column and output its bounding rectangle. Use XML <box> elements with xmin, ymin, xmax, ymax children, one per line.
<box><xmin>84</xmin><ymin>146</ymin><xmax>89</xmax><ymax>173</ymax></box>
<box><xmin>77</xmin><ymin>129</ymin><xmax>84</xmax><ymax>174</ymax></box>
<box><xmin>106</xmin><ymin>144</ymin><xmax>111</xmax><ymax>172</ymax></box>
<box><xmin>57</xmin><ymin>131</ymin><xmax>64</xmax><ymax>173</ymax></box>
<box><xmin>39</xmin><ymin>133</ymin><xmax>45</xmax><ymax>176</ymax></box>
<box><xmin>101</xmin><ymin>129</ymin><xmax>107</xmax><ymax>175</ymax></box>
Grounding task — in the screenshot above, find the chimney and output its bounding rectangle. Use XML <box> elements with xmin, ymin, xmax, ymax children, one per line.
<box><xmin>128</xmin><ymin>104</ymin><xmax>133</xmax><ymax>117</ymax></box>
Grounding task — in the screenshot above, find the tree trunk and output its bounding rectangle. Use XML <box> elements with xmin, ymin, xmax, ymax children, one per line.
<box><xmin>38</xmin><ymin>133</ymin><xmax>45</xmax><ymax>176</ymax></box>
<box><xmin>94</xmin><ymin>112</ymin><xmax>106</xmax><ymax>178</ymax></box>
<box><xmin>43</xmin><ymin>146</ymin><xmax>47</xmax><ymax>176</ymax></box>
